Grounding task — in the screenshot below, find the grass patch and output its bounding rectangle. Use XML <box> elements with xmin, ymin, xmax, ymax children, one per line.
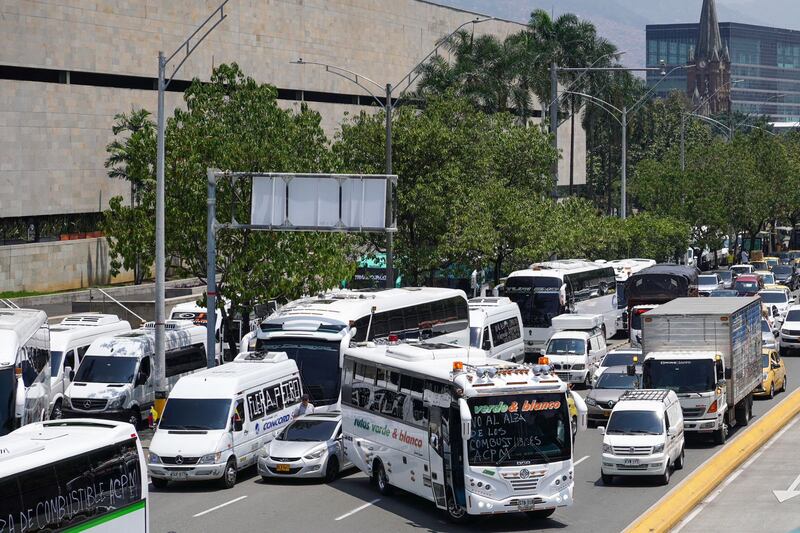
<box><xmin>0</xmin><ymin>290</ymin><xmax>47</xmax><ymax>299</ymax></box>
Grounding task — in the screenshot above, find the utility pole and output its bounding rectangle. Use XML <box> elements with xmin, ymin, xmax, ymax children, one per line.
<box><xmin>620</xmin><ymin>106</ymin><xmax>627</xmax><ymax>219</ymax></box>
<box><xmin>680</xmin><ymin>113</ymin><xmax>686</xmax><ymax>172</ymax></box>
<box><xmin>153</xmin><ymin>1</ymin><xmax>228</xmax><ymax>418</ymax></box>
<box><xmin>385</xmin><ymin>83</ymin><xmax>393</xmax><ymax>289</ymax></box>
<box><xmin>550</xmin><ymin>62</ymin><xmax>559</xmax><ymax>197</ymax></box>
<box><xmin>206</xmin><ymin>170</ymin><xmax>218</xmax><ymax>369</ymax></box>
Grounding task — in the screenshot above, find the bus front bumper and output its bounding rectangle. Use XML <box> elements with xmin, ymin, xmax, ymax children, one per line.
<box><xmin>465</xmin><ymin>486</ymin><xmax>572</xmax><ymax>515</ymax></box>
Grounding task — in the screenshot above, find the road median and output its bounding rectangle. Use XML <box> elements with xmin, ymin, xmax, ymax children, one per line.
<box><xmin>625</xmin><ymin>387</ymin><xmax>800</xmax><ymax>533</ymax></box>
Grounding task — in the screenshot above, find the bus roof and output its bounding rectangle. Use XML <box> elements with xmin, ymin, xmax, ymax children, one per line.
<box><xmin>507</xmin><ymin>260</ymin><xmax>611</xmax><ymax>281</ymax></box>
<box><xmin>50</xmin><ymin>314</ymin><xmax>131</xmax><ymax>351</ymax></box>
<box><xmin>267</xmin><ymin>288</ymin><xmax>466</xmax><ymax>326</ymax></box>
<box><xmin>169</xmin><ymin>352</ymin><xmax>299</xmax><ymax>399</ymax></box>
<box><xmin>0</xmin><ymin>419</ymin><xmax>139</xmax><ymax>476</ymax></box>
<box><xmin>86</xmin><ymin>320</ymin><xmax>205</xmax><ymax>357</ymax></box>
<box><xmin>0</xmin><ymin>308</ymin><xmax>47</xmax><ymax>366</ymax></box>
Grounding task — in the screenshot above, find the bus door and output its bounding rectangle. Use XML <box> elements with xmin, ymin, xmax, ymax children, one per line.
<box><xmin>427</xmin><ymin>405</ymin><xmax>448</xmax><ymax>509</ymax></box>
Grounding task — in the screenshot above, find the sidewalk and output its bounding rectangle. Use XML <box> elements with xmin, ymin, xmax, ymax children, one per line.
<box><xmin>675</xmin><ymin>413</ymin><xmax>800</xmax><ymax>533</ymax></box>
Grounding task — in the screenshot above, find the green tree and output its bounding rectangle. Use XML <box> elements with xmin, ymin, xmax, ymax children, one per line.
<box><xmin>103</xmin><ymin>63</ymin><xmax>357</xmax><ymax>318</ymax></box>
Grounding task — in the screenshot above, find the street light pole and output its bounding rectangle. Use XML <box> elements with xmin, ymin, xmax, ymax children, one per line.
<box><xmin>621</xmin><ymin>106</ymin><xmax>627</xmax><ymax>219</ymax></box>
<box><xmin>385</xmin><ymin>83</ymin><xmax>394</xmax><ymax>288</ymax></box>
<box><xmin>153</xmin><ymin>1</ymin><xmax>228</xmax><ymax>417</ymax></box>
<box><xmin>550</xmin><ymin>62</ymin><xmax>559</xmax><ymax>197</ymax></box>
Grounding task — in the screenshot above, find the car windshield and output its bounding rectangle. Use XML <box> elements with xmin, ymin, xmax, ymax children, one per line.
<box><xmin>547</xmin><ymin>338</ymin><xmax>585</xmax><ymax>355</ymax></box>
<box><xmin>607</xmin><ymin>410</ymin><xmax>663</xmax><ymax>435</ymax></box>
<box><xmin>762</xmin><ymin>355</ymin><xmax>771</xmax><ymax>368</ymax></box>
<box><xmin>0</xmin><ymin>366</ymin><xmax>16</xmax><ymax>436</ymax></box>
<box><xmin>760</xmin><ymin>292</ymin><xmax>787</xmax><ymax>304</ymax></box>
<box><xmin>469</xmin><ymin>327</ymin><xmax>481</xmax><ymax>348</ymax></box>
<box><xmin>278</xmin><ymin>419</ymin><xmax>338</xmax><ymax>442</ymax></box>
<box><xmin>595</xmin><ymin>372</ymin><xmax>640</xmax><ymax>389</ymax></box>
<box><xmin>159</xmin><ymin>398</ymin><xmax>231</xmax><ymax>430</ymax></box>
<box><xmin>731</xmin><ymin>266</ymin><xmax>751</xmax><ymax>274</ymax></box>
<box><xmin>751</xmin><ymin>262</ymin><xmax>768</xmax><ymax>270</ymax></box>
<box><xmin>50</xmin><ymin>351</ymin><xmax>64</xmax><ymax>377</ymax></box>
<box><xmin>786</xmin><ymin>310</ymin><xmax>800</xmax><ymax>322</ymax></box>
<box><xmin>762</xmin><ymin>274</ymin><xmax>775</xmax><ymax>284</ymax></box>
<box><xmin>716</xmin><ymin>271</ymin><xmax>732</xmax><ymax>281</ymax></box>
<box><xmin>773</xmin><ymin>266</ymin><xmax>792</xmax><ymax>276</ymax></box>
<box><xmin>256</xmin><ymin>338</ymin><xmax>341</xmax><ymax>406</ymax></box>
<box><xmin>698</xmin><ymin>275</ymin><xmax>718</xmax><ymax>286</ymax></box>
<box><xmin>468</xmin><ymin>393</ymin><xmax>570</xmax><ymax>466</ymax></box>
<box><xmin>73</xmin><ymin>356</ymin><xmax>137</xmax><ymax>383</ymax></box>
<box><xmin>767</xmin><ymin>259</ymin><xmax>778</xmax><ymax>267</ymax></box>
<box><xmin>735</xmin><ymin>281</ymin><xmax>758</xmax><ymax>293</ymax></box>
<box><xmin>505</xmin><ymin>276</ymin><xmax>563</xmax><ymax>328</ymax></box>
<box><xmin>602</xmin><ymin>353</ymin><xmax>638</xmax><ymax>367</ymax></box>
<box><xmin>643</xmin><ymin>359</ymin><xmax>716</xmax><ymax>393</ymax></box>
<box><xmin>709</xmin><ymin>290</ymin><xmax>737</xmax><ymax>297</ymax></box>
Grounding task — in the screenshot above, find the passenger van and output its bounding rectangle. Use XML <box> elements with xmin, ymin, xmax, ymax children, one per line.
<box><xmin>170</xmin><ymin>300</ymin><xmax>233</xmax><ymax>361</ymax></box>
<box><xmin>148</xmin><ymin>350</ymin><xmax>302</xmax><ymax>489</ymax></box>
<box><xmin>463</xmin><ymin>297</ymin><xmax>524</xmax><ymax>362</ymax></box>
<box><xmin>0</xmin><ymin>308</ymin><xmax>50</xmax><ymax>436</ymax></box>
<box><xmin>599</xmin><ymin>389</ymin><xmax>684</xmax><ymax>485</ymax></box>
<box><xmin>63</xmin><ymin>320</ymin><xmax>207</xmax><ymax>428</ymax></box>
<box><xmin>48</xmin><ymin>313</ymin><xmax>131</xmax><ymax>419</ymax></box>
<box><xmin>0</xmin><ymin>418</ymin><xmax>149</xmax><ymax>532</ymax></box>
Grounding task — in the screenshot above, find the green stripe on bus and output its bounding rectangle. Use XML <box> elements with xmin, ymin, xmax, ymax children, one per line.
<box><xmin>63</xmin><ymin>500</ymin><xmax>146</xmax><ymax>532</ymax></box>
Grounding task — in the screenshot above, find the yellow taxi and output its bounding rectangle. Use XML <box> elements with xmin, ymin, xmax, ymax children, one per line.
<box><xmin>765</xmin><ymin>256</ymin><xmax>780</xmax><ymax>271</ymax></box>
<box><xmin>756</xmin><ymin>348</ymin><xmax>786</xmax><ymax>399</ymax></box>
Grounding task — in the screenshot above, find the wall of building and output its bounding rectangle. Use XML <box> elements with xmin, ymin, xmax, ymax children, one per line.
<box><xmin>0</xmin><ymin>237</ymin><xmax>134</xmax><ymax>293</ymax></box>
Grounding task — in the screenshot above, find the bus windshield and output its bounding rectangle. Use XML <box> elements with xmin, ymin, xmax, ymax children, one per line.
<box><xmin>467</xmin><ymin>393</ymin><xmax>570</xmax><ymax>466</ymax></box>
<box><xmin>74</xmin><ymin>356</ymin><xmax>138</xmax><ymax>384</ymax></box>
<box><xmin>0</xmin><ymin>366</ymin><xmax>16</xmax><ymax>436</ymax></box>
<box><xmin>505</xmin><ymin>276</ymin><xmax>563</xmax><ymax>328</ymax></box>
<box><xmin>256</xmin><ymin>337</ymin><xmax>341</xmax><ymax>406</ymax></box>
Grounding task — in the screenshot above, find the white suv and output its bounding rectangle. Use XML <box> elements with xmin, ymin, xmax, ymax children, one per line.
<box><xmin>599</xmin><ymin>389</ymin><xmax>685</xmax><ymax>485</ymax></box>
<box><xmin>780</xmin><ymin>304</ymin><xmax>800</xmax><ymax>355</ymax></box>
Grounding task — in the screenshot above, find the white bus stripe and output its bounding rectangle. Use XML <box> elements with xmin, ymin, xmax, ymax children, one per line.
<box><xmin>335</xmin><ymin>498</ymin><xmax>381</xmax><ymax>521</ymax></box>
<box><xmin>193</xmin><ymin>495</ymin><xmax>248</xmax><ymax>518</ymax></box>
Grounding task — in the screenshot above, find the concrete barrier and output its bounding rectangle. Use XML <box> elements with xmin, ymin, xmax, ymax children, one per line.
<box><xmin>625</xmin><ymin>388</ymin><xmax>800</xmax><ymax>533</ymax></box>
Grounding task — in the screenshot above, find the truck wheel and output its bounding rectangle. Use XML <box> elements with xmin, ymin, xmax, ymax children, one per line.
<box><xmin>372</xmin><ymin>461</ymin><xmax>393</xmax><ymax>496</ymax></box>
<box><xmin>713</xmin><ymin>424</ymin><xmax>727</xmax><ymax>445</ymax></box>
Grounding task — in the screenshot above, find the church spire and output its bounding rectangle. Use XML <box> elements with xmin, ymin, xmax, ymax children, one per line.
<box><xmin>696</xmin><ymin>0</ymin><xmax>723</xmax><ymax>62</ymax></box>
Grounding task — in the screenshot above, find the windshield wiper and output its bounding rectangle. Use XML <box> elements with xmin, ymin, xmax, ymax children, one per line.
<box><xmin>628</xmin><ymin>430</ymin><xmax>660</xmax><ymax>435</ymax></box>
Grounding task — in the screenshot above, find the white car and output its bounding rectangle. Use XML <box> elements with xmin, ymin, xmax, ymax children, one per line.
<box><xmin>759</xmin><ymin>289</ymin><xmax>792</xmax><ymax>322</ymax></box>
<box><xmin>762</xmin><ymin>317</ymin><xmax>779</xmax><ymax>349</ymax></box>
<box><xmin>698</xmin><ymin>274</ymin><xmax>724</xmax><ymax>295</ymax></box>
<box><xmin>780</xmin><ymin>305</ymin><xmax>800</xmax><ymax>355</ymax></box>
<box><xmin>258</xmin><ymin>412</ymin><xmax>351</xmax><ymax>482</ymax></box>
<box><xmin>592</xmin><ymin>348</ymin><xmax>642</xmax><ymax>386</ymax></box>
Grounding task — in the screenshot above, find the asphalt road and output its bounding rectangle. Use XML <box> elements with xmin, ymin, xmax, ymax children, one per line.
<box><xmin>147</xmin><ymin>355</ymin><xmax>800</xmax><ymax>533</ymax></box>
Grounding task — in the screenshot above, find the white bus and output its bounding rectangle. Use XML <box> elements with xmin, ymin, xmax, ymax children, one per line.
<box><xmin>246</xmin><ymin>288</ymin><xmax>469</xmax><ymax>411</ymax></box>
<box><xmin>342</xmin><ymin>342</ymin><xmax>586</xmax><ymax>522</ymax></box>
<box><xmin>605</xmin><ymin>259</ymin><xmax>656</xmax><ymax>332</ymax></box>
<box><xmin>0</xmin><ymin>419</ymin><xmax>148</xmax><ymax>532</ymax></box>
<box><xmin>0</xmin><ymin>309</ymin><xmax>50</xmax><ymax>436</ymax></box>
<box><xmin>505</xmin><ymin>261</ymin><xmax>618</xmax><ymax>357</ymax></box>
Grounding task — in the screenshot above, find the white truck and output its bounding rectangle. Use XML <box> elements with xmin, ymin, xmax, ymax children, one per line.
<box><xmin>641</xmin><ymin>297</ymin><xmax>762</xmax><ymax>444</ymax></box>
<box><xmin>543</xmin><ymin>314</ymin><xmax>608</xmax><ymax>388</ymax></box>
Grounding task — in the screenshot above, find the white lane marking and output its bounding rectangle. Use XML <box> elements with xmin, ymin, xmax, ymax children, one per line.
<box><xmin>672</xmin><ymin>415</ymin><xmax>800</xmax><ymax>533</ymax></box>
<box><xmin>335</xmin><ymin>498</ymin><xmax>381</xmax><ymax>521</ymax></box>
<box><xmin>573</xmin><ymin>455</ymin><xmax>590</xmax><ymax>466</ymax></box>
<box><xmin>193</xmin><ymin>495</ymin><xmax>248</xmax><ymax>518</ymax></box>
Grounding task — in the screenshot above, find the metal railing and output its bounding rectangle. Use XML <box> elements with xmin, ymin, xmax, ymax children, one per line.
<box><xmin>91</xmin><ymin>288</ymin><xmax>146</xmax><ymax>324</ymax></box>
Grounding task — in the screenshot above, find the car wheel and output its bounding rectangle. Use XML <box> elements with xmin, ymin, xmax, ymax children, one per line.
<box><xmin>526</xmin><ymin>509</ymin><xmax>556</xmax><ymax>519</ymax></box>
<box><xmin>151</xmin><ymin>477</ymin><xmax>169</xmax><ymax>489</ymax></box>
<box><xmin>324</xmin><ymin>456</ymin><xmax>340</xmax><ymax>483</ymax></box>
<box><xmin>220</xmin><ymin>458</ymin><xmax>237</xmax><ymax>489</ymax></box>
<box><xmin>769</xmin><ymin>383</ymin><xmax>775</xmax><ymax>399</ymax></box>
<box><xmin>781</xmin><ymin>375</ymin><xmax>787</xmax><ymax>393</ymax></box>
<box><xmin>50</xmin><ymin>400</ymin><xmax>63</xmax><ymax>420</ymax></box>
<box><xmin>659</xmin><ymin>462</ymin><xmax>671</xmax><ymax>485</ymax></box>
<box><xmin>601</xmin><ymin>472</ymin><xmax>613</xmax><ymax>485</ymax></box>
<box><xmin>373</xmin><ymin>461</ymin><xmax>393</xmax><ymax>496</ymax></box>
<box><xmin>675</xmin><ymin>447</ymin><xmax>685</xmax><ymax>470</ymax></box>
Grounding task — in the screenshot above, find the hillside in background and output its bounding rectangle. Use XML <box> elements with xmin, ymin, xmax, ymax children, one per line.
<box><xmin>433</xmin><ymin>0</ymin><xmax>800</xmax><ymax>72</ymax></box>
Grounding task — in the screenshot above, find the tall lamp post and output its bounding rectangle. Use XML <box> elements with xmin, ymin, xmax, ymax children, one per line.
<box><xmin>559</xmin><ymin>64</ymin><xmax>687</xmax><ymax>218</ymax></box>
<box><xmin>292</xmin><ymin>17</ymin><xmax>492</xmax><ymax>288</ymax></box>
<box><xmin>154</xmin><ymin>1</ymin><xmax>229</xmax><ymax>416</ymax></box>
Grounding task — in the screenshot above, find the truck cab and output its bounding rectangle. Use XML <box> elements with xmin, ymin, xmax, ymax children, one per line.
<box><xmin>544</xmin><ymin>314</ymin><xmax>607</xmax><ymax>388</ymax></box>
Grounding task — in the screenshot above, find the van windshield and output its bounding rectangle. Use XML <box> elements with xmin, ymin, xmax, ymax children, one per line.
<box><xmin>607</xmin><ymin>410</ymin><xmax>663</xmax><ymax>435</ymax></box>
<box><xmin>74</xmin><ymin>356</ymin><xmax>137</xmax><ymax>384</ymax></box>
<box><xmin>159</xmin><ymin>398</ymin><xmax>231</xmax><ymax>430</ymax></box>
<box><xmin>547</xmin><ymin>338</ymin><xmax>585</xmax><ymax>355</ymax></box>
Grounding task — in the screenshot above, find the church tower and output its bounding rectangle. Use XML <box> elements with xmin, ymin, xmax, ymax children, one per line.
<box><xmin>687</xmin><ymin>0</ymin><xmax>731</xmax><ymax>114</ymax></box>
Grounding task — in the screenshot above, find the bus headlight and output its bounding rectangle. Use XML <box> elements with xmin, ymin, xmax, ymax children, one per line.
<box><xmin>198</xmin><ymin>452</ymin><xmax>221</xmax><ymax>464</ymax></box>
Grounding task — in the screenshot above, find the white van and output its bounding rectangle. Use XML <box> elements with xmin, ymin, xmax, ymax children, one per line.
<box><xmin>63</xmin><ymin>320</ymin><xmax>207</xmax><ymax>427</ymax></box>
<box><xmin>170</xmin><ymin>300</ymin><xmax>231</xmax><ymax>361</ymax></box>
<box><xmin>48</xmin><ymin>313</ymin><xmax>131</xmax><ymax>419</ymax></box>
<box><xmin>464</xmin><ymin>297</ymin><xmax>524</xmax><ymax>362</ymax></box>
<box><xmin>599</xmin><ymin>389</ymin><xmax>685</xmax><ymax>485</ymax></box>
<box><xmin>148</xmin><ymin>350</ymin><xmax>302</xmax><ymax>489</ymax></box>
<box><xmin>544</xmin><ymin>314</ymin><xmax>608</xmax><ymax>387</ymax></box>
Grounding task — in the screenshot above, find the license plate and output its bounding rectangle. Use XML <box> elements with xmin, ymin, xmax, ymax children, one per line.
<box><xmin>517</xmin><ymin>498</ymin><xmax>536</xmax><ymax>511</ymax></box>
<box><xmin>624</xmin><ymin>458</ymin><xmax>640</xmax><ymax>465</ymax></box>
<box><xmin>169</xmin><ymin>471</ymin><xmax>188</xmax><ymax>479</ymax></box>
<box><xmin>276</xmin><ymin>463</ymin><xmax>290</xmax><ymax>472</ymax></box>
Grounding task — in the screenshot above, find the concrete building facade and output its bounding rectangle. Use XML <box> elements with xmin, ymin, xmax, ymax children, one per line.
<box><xmin>0</xmin><ymin>0</ymin><xmax>586</xmax><ymax>291</ymax></box>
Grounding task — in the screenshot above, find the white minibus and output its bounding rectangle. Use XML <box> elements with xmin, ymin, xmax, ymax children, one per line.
<box><xmin>505</xmin><ymin>260</ymin><xmax>618</xmax><ymax>358</ymax></box>
<box><xmin>148</xmin><ymin>350</ymin><xmax>302</xmax><ymax>489</ymax></box>
<box><xmin>63</xmin><ymin>320</ymin><xmax>206</xmax><ymax>427</ymax></box>
<box><xmin>48</xmin><ymin>314</ymin><xmax>131</xmax><ymax>419</ymax></box>
<box><xmin>0</xmin><ymin>308</ymin><xmax>50</xmax><ymax>436</ymax></box>
<box><xmin>244</xmin><ymin>288</ymin><xmax>469</xmax><ymax>411</ymax></box>
<box><xmin>458</xmin><ymin>297</ymin><xmax>524</xmax><ymax>362</ymax></box>
<box><xmin>0</xmin><ymin>418</ymin><xmax>148</xmax><ymax>532</ymax></box>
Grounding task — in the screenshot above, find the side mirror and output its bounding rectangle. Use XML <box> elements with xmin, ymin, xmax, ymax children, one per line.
<box><xmin>459</xmin><ymin>398</ymin><xmax>472</xmax><ymax>441</ymax></box>
<box><xmin>598</xmin><ymin>426</ymin><xmax>606</xmax><ymax>435</ymax></box>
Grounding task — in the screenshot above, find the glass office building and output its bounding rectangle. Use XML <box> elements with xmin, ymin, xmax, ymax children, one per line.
<box><xmin>646</xmin><ymin>23</ymin><xmax>800</xmax><ymax>121</ymax></box>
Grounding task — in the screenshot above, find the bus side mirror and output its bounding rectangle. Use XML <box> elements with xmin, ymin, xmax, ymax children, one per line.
<box><xmin>458</xmin><ymin>398</ymin><xmax>472</xmax><ymax>441</ymax></box>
